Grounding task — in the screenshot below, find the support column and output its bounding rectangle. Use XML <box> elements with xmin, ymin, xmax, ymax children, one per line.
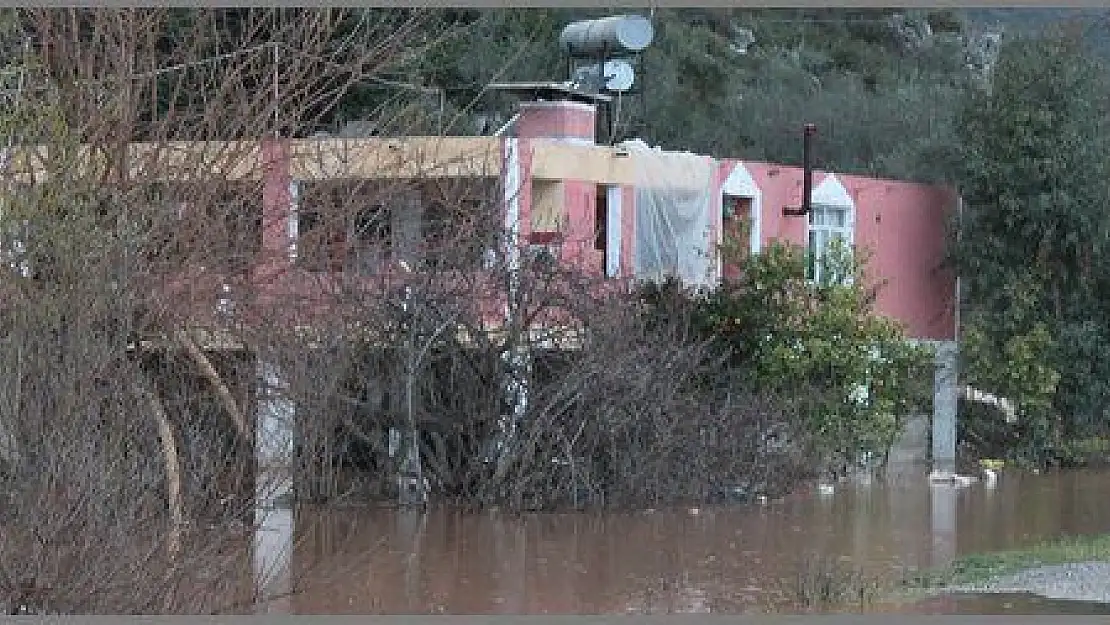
<box><xmin>0</xmin><ymin>418</ymin><xmax>17</xmax><ymax>470</ymax></box>
<box><xmin>253</xmin><ymin>358</ymin><xmax>296</xmax><ymax>612</ymax></box>
<box><xmin>397</xmin><ymin>292</ymin><xmax>429</xmax><ymax>508</ymax></box>
<box><xmin>0</xmin><ymin>350</ymin><xmax>19</xmax><ymax>469</ymax></box>
<box><xmin>253</xmin><ymin>505</ymin><xmax>294</xmax><ymax>614</ymax></box>
<box><xmin>396</xmin><ymin>427</ymin><xmax>427</xmax><ymax>507</ymax></box>
<box><xmin>494</xmin><ymin>343</ymin><xmax>532</xmax><ymax>471</ymax></box>
<box><xmin>259</xmin><ymin>138</ymin><xmax>294</xmax><ymax>280</ymax></box>
<box><xmin>605</xmin><ymin>185</ymin><xmax>622</xmax><ymax>278</ymax></box>
<box><xmin>255</xmin><ymin>359</ymin><xmax>295</xmax><ymax>507</ymax></box>
<box><xmin>931</xmin><ymin>341</ymin><xmax>959</xmax><ymax>478</ymax></box>
<box><xmin>488</xmin><ymin>135</ymin><xmax>532</xmax><ymax>472</ymax></box>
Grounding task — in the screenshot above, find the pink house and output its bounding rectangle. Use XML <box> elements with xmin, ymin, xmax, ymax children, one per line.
<box><xmin>498</xmin><ymin>96</ymin><xmax>958</xmax><ymax>343</ymax></box>
<box><xmin>0</xmin><ymin>93</ymin><xmax>955</xmax><ymax>349</ymax></box>
<box><xmin>492</xmin><ymin>94</ymin><xmax>959</xmax><ymax>475</ymax></box>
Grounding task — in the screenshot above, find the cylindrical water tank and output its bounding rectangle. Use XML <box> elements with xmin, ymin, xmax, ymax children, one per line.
<box><xmin>559</xmin><ymin>15</ymin><xmax>654</xmax><ymax>56</ymax></box>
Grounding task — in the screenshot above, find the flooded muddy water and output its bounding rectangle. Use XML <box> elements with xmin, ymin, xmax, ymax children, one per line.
<box><xmin>254</xmin><ymin>469</ymin><xmax>1110</xmax><ymax>614</ymax></box>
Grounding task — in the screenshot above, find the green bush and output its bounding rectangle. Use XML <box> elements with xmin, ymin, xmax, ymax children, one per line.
<box><xmin>638</xmin><ymin>237</ymin><xmax>934</xmax><ymax>479</ymax></box>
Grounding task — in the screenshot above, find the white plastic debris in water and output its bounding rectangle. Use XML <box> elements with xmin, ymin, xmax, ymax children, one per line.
<box><xmin>817</xmin><ymin>483</ymin><xmax>835</xmax><ymax>496</ymax></box>
<box><xmin>928</xmin><ymin>471</ymin><xmax>977</xmax><ymax>487</ymax></box>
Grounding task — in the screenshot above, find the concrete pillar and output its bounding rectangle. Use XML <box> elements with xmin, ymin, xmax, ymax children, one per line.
<box><xmin>396</xmin><ymin>427</ymin><xmax>427</xmax><ymax>507</ymax></box>
<box><xmin>396</xmin><ymin>289</ymin><xmax>430</xmax><ymax>508</ymax></box>
<box><xmin>256</xmin><ymin>360</ymin><xmax>295</xmax><ymax>508</ymax></box>
<box><xmin>253</xmin><ymin>506</ymin><xmax>294</xmax><ymax>613</ymax></box>
<box><xmin>259</xmin><ymin>138</ymin><xmax>294</xmax><ymax>278</ymax></box>
<box><xmin>605</xmin><ymin>185</ymin><xmax>622</xmax><ymax>278</ymax></box>
<box><xmin>494</xmin><ymin>344</ymin><xmax>532</xmax><ymax>470</ymax></box>
<box><xmin>0</xmin><ymin>350</ymin><xmax>19</xmax><ymax>469</ymax></box>
<box><xmin>932</xmin><ymin>341</ymin><xmax>959</xmax><ymax>477</ymax></box>
<box><xmin>488</xmin><ymin>135</ymin><xmax>532</xmax><ymax>470</ymax></box>
<box><xmin>253</xmin><ymin>359</ymin><xmax>296</xmax><ymax>612</ymax></box>
<box><xmin>0</xmin><ymin>418</ymin><xmax>17</xmax><ymax>470</ymax></box>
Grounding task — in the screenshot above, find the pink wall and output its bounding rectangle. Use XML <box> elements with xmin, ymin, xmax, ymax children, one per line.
<box><xmin>248</xmin><ymin>129</ymin><xmax>956</xmax><ymax>342</ymax></box>
<box><xmin>258</xmin><ymin>138</ymin><xmax>293</xmax><ymax>284</ymax></box>
<box><xmin>716</xmin><ymin>160</ymin><xmax>957</xmax><ymax>341</ymax></box>
<box><xmin>560</xmin><ymin>179</ymin><xmax>601</xmax><ymax>272</ymax></box>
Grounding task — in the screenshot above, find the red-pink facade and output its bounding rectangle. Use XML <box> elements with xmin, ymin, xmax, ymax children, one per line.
<box><xmin>504</xmin><ymin>99</ymin><xmax>958</xmax><ymax>341</ymax></box>
<box><xmin>236</xmin><ymin>99</ymin><xmax>958</xmax><ymax>342</ymax></box>
<box><xmin>715</xmin><ymin>161</ymin><xmax>959</xmax><ymax>341</ymax></box>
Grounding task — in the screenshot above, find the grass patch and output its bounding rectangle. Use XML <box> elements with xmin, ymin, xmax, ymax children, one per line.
<box><xmin>880</xmin><ymin>533</ymin><xmax>1110</xmax><ymax>606</ymax></box>
<box><xmin>767</xmin><ymin>533</ymin><xmax>1110</xmax><ymax>614</ymax></box>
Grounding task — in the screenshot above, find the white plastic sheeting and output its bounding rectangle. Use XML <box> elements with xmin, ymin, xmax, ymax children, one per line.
<box><xmin>623</xmin><ymin>139</ymin><xmax>716</xmax><ymax>287</ymax></box>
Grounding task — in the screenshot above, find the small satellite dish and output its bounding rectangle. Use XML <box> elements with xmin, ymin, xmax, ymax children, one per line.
<box><xmin>731</xmin><ymin>27</ymin><xmax>756</xmax><ymax>55</ymax></box>
<box><xmin>602</xmin><ymin>59</ymin><xmax>635</xmax><ymax>91</ymax></box>
<box><xmin>573</xmin><ymin>59</ymin><xmax>636</xmax><ymax>92</ymax></box>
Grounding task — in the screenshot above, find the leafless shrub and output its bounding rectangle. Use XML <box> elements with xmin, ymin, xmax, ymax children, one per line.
<box><xmin>267</xmin><ymin>214</ymin><xmax>817</xmax><ymax>510</ymax></box>
<box><xmin>466</xmin><ymin>278</ymin><xmax>816</xmax><ymax>510</ymax></box>
<box><xmin>0</xmin><ymin>7</ymin><xmax>833</xmax><ymax>616</ymax></box>
<box><xmin>0</xmin><ymin>7</ymin><xmax>457</xmax><ymax>614</ymax></box>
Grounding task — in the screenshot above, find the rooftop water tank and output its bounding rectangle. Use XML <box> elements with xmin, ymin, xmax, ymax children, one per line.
<box><xmin>559</xmin><ymin>15</ymin><xmax>654</xmax><ymax>57</ymax></box>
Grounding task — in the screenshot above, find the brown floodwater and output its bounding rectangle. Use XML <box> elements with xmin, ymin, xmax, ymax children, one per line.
<box><xmin>252</xmin><ymin>468</ymin><xmax>1110</xmax><ymax>614</ymax></box>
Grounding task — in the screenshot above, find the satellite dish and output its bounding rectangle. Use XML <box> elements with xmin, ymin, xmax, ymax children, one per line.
<box><xmin>573</xmin><ymin>59</ymin><xmax>636</xmax><ymax>92</ymax></box>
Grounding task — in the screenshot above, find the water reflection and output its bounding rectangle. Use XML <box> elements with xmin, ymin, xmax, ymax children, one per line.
<box><xmin>246</xmin><ymin>469</ymin><xmax>1110</xmax><ymax>614</ymax></box>
<box><xmin>253</xmin><ymin>507</ymin><xmax>293</xmax><ymax>614</ymax></box>
<box><xmin>931</xmin><ymin>483</ymin><xmax>958</xmax><ymax>569</ymax></box>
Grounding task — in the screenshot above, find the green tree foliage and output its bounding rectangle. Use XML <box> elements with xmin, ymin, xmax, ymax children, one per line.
<box><xmin>638</xmin><ymin>237</ymin><xmax>933</xmax><ymax>479</ymax></box>
<box><xmin>410</xmin><ymin>8</ymin><xmax>974</xmax><ymax>181</ymax></box>
<box><xmin>951</xmin><ymin>30</ymin><xmax>1110</xmax><ymax>465</ymax></box>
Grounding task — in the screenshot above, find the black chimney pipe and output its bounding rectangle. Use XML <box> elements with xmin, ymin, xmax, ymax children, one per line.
<box><xmin>784</xmin><ymin>123</ymin><xmax>817</xmax><ymax>217</ymax></box>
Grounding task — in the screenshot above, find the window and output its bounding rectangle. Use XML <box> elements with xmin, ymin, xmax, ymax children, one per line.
<box><xmin>721</xmin><ymin>195</ymin><xmax>753</xmax><ymax>280</ymax></box>
<box><xmin>347</xmin><ymin>203</ymin><xmax>392</xmax><ymax>275</ymax></box>
<box><xmin>139</xmin><ymin>182</ymin><xmax>262</xmax><ymax>275</ymax></box>
<box><xmin>421</xmin><ymin>178</ymin><xmax>498</xmax><ymax>271</ymax></box>
<box><xmin>296</xmin><ymin>184</ymin><xmax>345</xmax><ymax>273</ymax></box>
<box><xmin>807</xmin><ymin>204</ymin><xmax>852</xmax><ymax>284</ymax></box>
<box><xmin>595</xmin><ymin>185</ymin><xmax>609</xmax><ymax>271</ymax></box>
<box><xmin>213</xmin><ymin>184</ymin><xmax>264</xmax><ymax>275</ymax></box>
<box><xmin>297</xmin><ymin>181</ymin><xmax>392</xmax><ymax>274</ymax></box>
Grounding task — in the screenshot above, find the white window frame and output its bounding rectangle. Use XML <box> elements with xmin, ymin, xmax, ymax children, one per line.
<box><xmin>807</xmin><ymin>203</ymin><xmax>854</xmax><ymax>285</ymax></box>
<box><xmin>806</xmin><ymin>174</ymin><xmax>856</xmax><ymax>286</ymax></box>
<box><xmin>722</xmin><ymin>195</ymin><xmax>757</xmax><ymax>245</ymax></box>
<box><xmin>719</xmin><ymin>163</ymin><xmax>762</xmax><ymax>282</ymax></box>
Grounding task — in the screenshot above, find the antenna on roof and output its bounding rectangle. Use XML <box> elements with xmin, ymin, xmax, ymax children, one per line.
<box><xmin>485</xmin><ymin>15</ymin><xmax>654</xmax><ymax>144</ymax></box>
